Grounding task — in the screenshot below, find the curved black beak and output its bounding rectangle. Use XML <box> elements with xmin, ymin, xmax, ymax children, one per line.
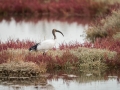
<box><xmin>55</xmin><ymin>29</ymin><xmax>64</xmax><ymax>36</ymax></box>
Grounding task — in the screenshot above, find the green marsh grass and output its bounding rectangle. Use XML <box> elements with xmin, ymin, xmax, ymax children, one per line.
<box><xmin>86</xmin><ymin>9</ymin><xmax>120</xmax><ymax>42</ymax></box>
<box><xmin>70</xmin><ymin>47</ymin><xmax>116</xmax><ymax>69</ymax></box>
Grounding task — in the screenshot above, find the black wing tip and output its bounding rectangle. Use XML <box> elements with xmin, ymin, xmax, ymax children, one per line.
<box><xmin>29</xmin><ymin>43</ymin><xmax>39</xmax><ymax>51</ymax></box>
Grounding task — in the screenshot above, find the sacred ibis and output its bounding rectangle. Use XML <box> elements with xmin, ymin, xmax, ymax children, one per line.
<box><xmin>29</xmin><ymin>29</ymin><xmax>64</xmax><ymax>55</ymax></box>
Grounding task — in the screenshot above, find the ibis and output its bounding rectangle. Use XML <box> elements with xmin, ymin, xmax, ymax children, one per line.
<box><xmin>29</xmin><ymin>29</ymin><xmax>64</xmax><ymax>55</ymax></box>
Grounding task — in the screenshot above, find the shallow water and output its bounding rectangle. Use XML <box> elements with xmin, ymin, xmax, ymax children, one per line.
<box><xmin>0</xmin><ymin>70</ymin><xmax>120</xmax><ymax>90</ymax></box>
<box><xmin>0</xmin><ymin>18</ymin><xmax>88</xmax><ymax>47</ymax></box>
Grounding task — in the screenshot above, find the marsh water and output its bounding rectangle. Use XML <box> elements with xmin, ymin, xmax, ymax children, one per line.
<box><xmin>0</xmin><ymin>18</ymin><xmax>88</xmax><ymax>48</ymax></box>
<box><xmin>0</xmin><ymin>17</ymin><xmax>120</xmax><ymax>90</ymax></box>
<box><xmin>0</xmin><ymin>70</ymin><xmax>120</xmax><ymax>90</ymax></box>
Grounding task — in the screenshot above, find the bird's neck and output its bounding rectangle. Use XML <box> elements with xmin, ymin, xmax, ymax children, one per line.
<box><xmin>52</xmin><ymin>31</ymin><xmax>56</xmax><ymax>40</ymax></box>
<box><xmin>54</xmin><ymin>36</ymin><xmax>56</xmax><ymax>40</ymax></box>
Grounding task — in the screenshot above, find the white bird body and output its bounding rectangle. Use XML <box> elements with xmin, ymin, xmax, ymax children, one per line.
<box><xmin>29</xmin><ymin>29</ymin><xmax>64</xmax><ymax>55</ymax></box>
<box><xmin>37</xmin><ymin>39</ymin><xmax>56</xmax><ymax>52</ymax></box>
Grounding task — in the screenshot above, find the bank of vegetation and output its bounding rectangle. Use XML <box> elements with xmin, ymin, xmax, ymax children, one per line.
<box><xmin>86</xmin><ymin>9</ymin><xmax>120</xmax><ymax>68</ymax></box>
<box><xmin>0</xmin><ymin>39</ymin><xmax>117</xmax><ymax>77</ymax></box>
<box><xmin>0</xmin><ymin>0</ymin><xmax>119</xmax><ymax>17</ymax></box>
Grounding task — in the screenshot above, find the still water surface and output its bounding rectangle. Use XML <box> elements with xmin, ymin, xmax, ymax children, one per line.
<box><xmin>0</xmin><ymin>70</ymin><xmax>120</xmax><ymax>90</ymax></box>
<box><xmin>0</xmin><ymin>18</ymin><xmax>88</xmax><ymax>47</ymax></box>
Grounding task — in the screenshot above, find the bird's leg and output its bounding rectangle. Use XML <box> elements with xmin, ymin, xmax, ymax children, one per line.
<box><xmin>43</xmin><ymin>50</ymin><xmax>48</xmax><ymax>56</ymax></box>
<box><xmin>43</xmin><ymin>52</ymin><xmax>46</xmax><ymax>56</ymax></box>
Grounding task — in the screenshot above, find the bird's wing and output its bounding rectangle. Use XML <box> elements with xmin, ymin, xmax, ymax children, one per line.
<box><xmin>37</xmin><ymin>39</ymin><xmax>55</xmax><ymax>50</ymax></box>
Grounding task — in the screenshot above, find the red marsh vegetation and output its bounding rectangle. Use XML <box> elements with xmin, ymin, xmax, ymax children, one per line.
<box><xmin>0</xmin><ymin>0</ymin><xmax>118</xmax><ymax>17</ymax></box>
